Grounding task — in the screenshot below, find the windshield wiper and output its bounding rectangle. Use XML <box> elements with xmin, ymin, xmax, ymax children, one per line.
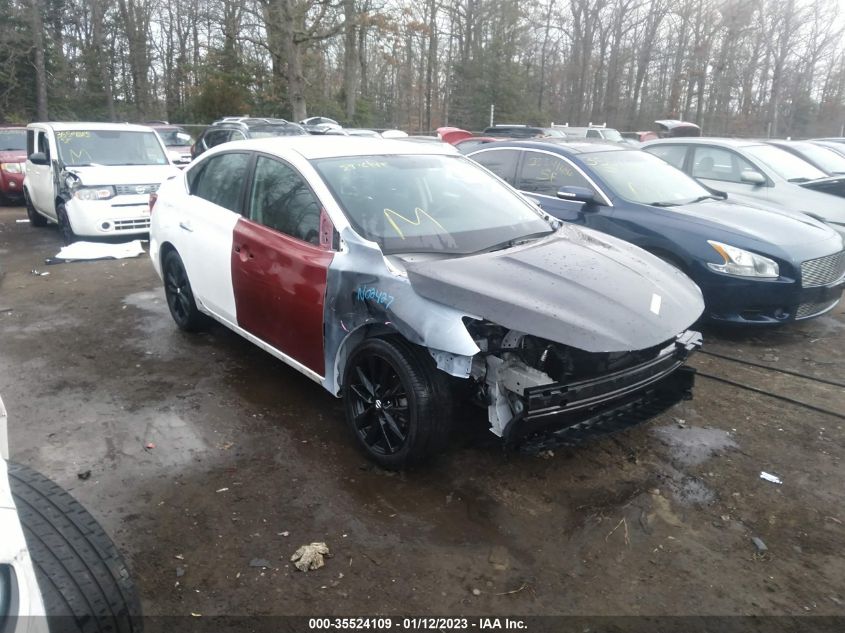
<box><xmin>687</xmin><ymin>194</ymin><xmax>722</xmax><ymax>204</ymax></box>
<box><xmin>788</xmin><ymin>177</ymin><xmax>811</xmax><ymax>183</ymax></box>
<box><xmin>480</xmin><ymin>230</ymin><xmax>554</xmax><ymax>253</ymax></box>
<box><xmin>648</xmin><ymin>201</ymin><xmax>681</xmax><ymax>207</ymax></box>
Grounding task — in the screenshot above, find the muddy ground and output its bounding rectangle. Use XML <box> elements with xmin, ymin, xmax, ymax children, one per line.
<box><xmin>1</xmin><ymin>205</ymin><xmax>844</xmax><ymax>619</ymax></box>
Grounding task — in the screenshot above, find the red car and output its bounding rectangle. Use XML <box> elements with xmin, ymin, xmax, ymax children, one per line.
<box><xmin>0</xmin><ymin>127</ymin><xmax>27</xmax><ymax>204</ymax></box>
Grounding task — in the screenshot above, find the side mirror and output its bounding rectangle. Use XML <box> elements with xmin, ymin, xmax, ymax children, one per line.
<box><xmin>740</xmin><ymin>169</ymin><xmax>766</xmax><ymax>185</ymax></box>
<box><xmin>28</xmin><ymin>152</ymin><xmax>48</xmax><ymax>166</ymax></box>
<box><xmin>557</xmin><ymin>185</ymin><xmax>599</xmax><ymax>205</ymax></box>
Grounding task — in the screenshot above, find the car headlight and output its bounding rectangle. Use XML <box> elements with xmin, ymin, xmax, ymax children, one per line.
<box><xmin>74</xmin><ymin>186</ymin><xmax>116</xmax><ymax>201</ymax></box>
<box><xmin>707</xmin><ymin>240</ymin><xmax>779</xmax><ymax>278</ymax></box>
<box><xmin>0</xmin><ymin>162</ymin><xmax>22</xmax><ymax>173</ymax></box>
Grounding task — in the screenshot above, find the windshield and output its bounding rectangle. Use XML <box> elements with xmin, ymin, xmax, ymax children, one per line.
<box><xmin>786</xmin><ymin>142</ymin><xmax>845</xmax><ymax>175</ymax></box>
<box><xmin>56</xmin><ymin>130</ymin><xmax>169</xmax><ymax>166</ymax></box>
<box><xmin>0</xmin><ymin>129</ymin><xmax>26</xmax><ymax>151</ymax></box>
<box><xmin>601</xmin><ymin>129</ymin><xmax>623</xmax><ymax>142</ymax></box>
<box><xmin>157</xmin><ymin>129</ymin><xmax>194</xmax><ymax>147</ymax></box>
<box><xmin>743</xmin><ymin>144</ymin><xmax>826</xmax><ymax>182</ymax></box>
<box><xmin>585</xmin><ymin>150</ymin><xmax>711</xmax><ymax>205</ymax></box>
<box><xmin>313</xmin><ymin>154</ymin><xmax>553</xmax><ymax>255</ymax></box>
<box><xmin>250</xmin><ymin>124</ymin><xmax>307</xmax><ymax>138</ymax></box>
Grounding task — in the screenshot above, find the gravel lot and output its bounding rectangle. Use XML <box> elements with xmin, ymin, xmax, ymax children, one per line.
<box><xmin>1</xmin><ymin>204</ymin><xmax>844</xmax><ymax>619</ymax></box>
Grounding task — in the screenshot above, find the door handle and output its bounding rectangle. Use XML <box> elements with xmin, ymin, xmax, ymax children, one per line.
<box><xmin>179</xmin><ymin>221</ymin><xmax>193</xmax><ymax>232</ymax></box>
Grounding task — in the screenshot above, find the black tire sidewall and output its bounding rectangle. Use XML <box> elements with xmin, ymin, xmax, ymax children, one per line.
<box><xmin>56</xmin><ymin>203</ymin><xmax>76</xmax><ymax>245</ymax></box>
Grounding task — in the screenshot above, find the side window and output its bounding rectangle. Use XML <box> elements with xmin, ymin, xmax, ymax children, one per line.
<box><xmin>586</xmin><ymin>129</ymin><xmax>601</xmax><ymax>139</ymax></box>
<box><xmin>191</xmin><ymin>152</ymin><xmax>251</xmax><ymax>212</ymax></box>
<box><xmin>692</xmin><ymin>147</ymin><xmax>754</xmax><ymax>183</ymax></box>
<box><xmin>37</xmin><ymin>132</ymin><xmax>50</xmax><ymax>159</ymax></box>
<box><xmin>518</xmin><ymin>151</ymin><xmax>593</xmax><ymax>196</ymax></box>
<box><xmin>230</xmin><ymin>130</ymin><xmax>247</xmax><ymax>141</ymax></box>
<box><xmin>248</xmin><ymin>156</ymin><xmax>321</xmax><ymax>245</ymax></box>
<box><xmin>471</xmin><ymin>149</ymin><xmax>520</xmax><ymax>185</ymax></box>
<box><xmin>647</xmin><ymin>145</ymin><xmax>687</xmax><ymax>169</ymax></box>
<box><xmin>27</xmin><ymin>130</ymin><xmax>35</xmax><ymax>155</ymax></box>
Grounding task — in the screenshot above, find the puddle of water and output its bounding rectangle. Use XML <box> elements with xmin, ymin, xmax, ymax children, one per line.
<box><xmin>651</xmin><ymin>425</ymin><xmax>737</xmax><ymax>467</ymax></box>
<box><xmin>123</xmin><ymin>289</ymin><xmax>168</xmax><ymax>314</ymax></box>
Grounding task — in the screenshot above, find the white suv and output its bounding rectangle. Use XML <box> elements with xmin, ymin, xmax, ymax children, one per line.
<box><xmin>23</xmin><ymin>123</ymin><xmax>180</xmax><ymax>243</ymax></box>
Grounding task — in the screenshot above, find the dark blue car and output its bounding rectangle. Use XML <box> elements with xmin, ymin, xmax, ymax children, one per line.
<box><xmin>469</xmin><ymin>140</ymin><xmax>845</xmax><ymax>324</ymax></box>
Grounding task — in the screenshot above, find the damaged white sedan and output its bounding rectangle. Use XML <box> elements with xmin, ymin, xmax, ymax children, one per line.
<box><xmin>149</xmin><ymin>137</ymin><xmax>704</xmax><ymax>468</ymax></box>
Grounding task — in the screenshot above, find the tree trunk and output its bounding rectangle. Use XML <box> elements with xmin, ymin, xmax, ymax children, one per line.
<box><xmin>30</xmin><ymin>0</ymin><xmax>48</xmax><ymax>121</ymax></box>
<box><xmin>343</xmin><ymin>0</ymin><xmax>358</xmax><ymax>120</ymax></box>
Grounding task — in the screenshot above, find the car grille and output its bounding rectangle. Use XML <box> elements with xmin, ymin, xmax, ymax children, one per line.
<box><xmin>795</xmin><ymin>298</ymin><xmax>840</xmax><ymax>320</ymax></box>
<box><xmin>113</xmin><ymin>218</ymin><xmax>150</xmax><ymax>231</ymax></box>
<box><xmin>115</xmin><ymin>183</ymin><xmax>160</xmax><ymax>196</ymax></box>
<box><xmin>801</xmin><ymin>251</ymin><xmax>845</xmax><ymax>287</ymax></box>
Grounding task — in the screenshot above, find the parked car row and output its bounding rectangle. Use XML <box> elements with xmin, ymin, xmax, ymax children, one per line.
<box><xmin>469</xmin><ymin>140</ymin><xmax>845</xmax><ymax>324</ymax></box>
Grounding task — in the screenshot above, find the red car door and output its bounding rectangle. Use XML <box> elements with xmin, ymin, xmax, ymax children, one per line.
<box><xmin>232</xmin><ymin>155</ymin><xmax>334</xmax><ymax>376</ymax></box>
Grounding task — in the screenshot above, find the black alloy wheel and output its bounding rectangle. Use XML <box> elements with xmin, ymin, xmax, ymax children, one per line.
<box><xmin>343</xmin><ymin>336</ymin><xmax>453</xmax><ymax>469</ymax></box>
<box><xmin>348</xmin><ymin>353</ymin><xmax>412</xmax><ymax>457</ymax></box>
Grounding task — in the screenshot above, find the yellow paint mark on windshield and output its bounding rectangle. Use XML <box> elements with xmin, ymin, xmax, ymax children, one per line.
<box><xmin>384</xmin><ymin>207</ymin><xmax>447</xmax><ymax>240</ymax></box>
<box><xmin>70</xmin><ymin>149</ymin><xmax>93</xmax><ymax>163</ymax></box>
<box><xmin>56</xmin><ymin>131</ymin><xmax>92</xmax><ymax>141</ymax></box>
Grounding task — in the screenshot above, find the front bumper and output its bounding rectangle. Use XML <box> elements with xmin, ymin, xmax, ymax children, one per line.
<box><xmin>698</xmin><ymin>272</ymin><xmax>845</xmax><ymax>324</ymax></box>
<box><xmin>65</xmin><ymin>196</ymin><xmax>151</xmax><ymax>237</ymax></box>
<box><xmin>504</xmin><ymin>330</ymin><xmax>701</xmax><ymax>452</ymax></box>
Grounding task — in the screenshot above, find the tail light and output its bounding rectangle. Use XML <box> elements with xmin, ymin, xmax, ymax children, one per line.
<box><xmin>149</xmin><ymin>192</ymin><xmax>158</xmax><ymax>214</ymax></box>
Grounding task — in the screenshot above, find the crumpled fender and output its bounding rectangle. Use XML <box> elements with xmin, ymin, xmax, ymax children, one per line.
<box><xmin>323</xmin><ymin>229</ymin><xmax>479</xmax><ymax>395</ymax></box>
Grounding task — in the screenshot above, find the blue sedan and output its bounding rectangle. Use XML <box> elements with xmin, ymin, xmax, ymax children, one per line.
<box><xmin>469</xmin><ymin>140</ymin><xmax>845</xmax><ymax>324</ymax></box>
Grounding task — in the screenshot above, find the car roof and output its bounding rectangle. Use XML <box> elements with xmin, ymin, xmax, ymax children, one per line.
<box><xmin>220</xmin><ymin>136</ymin><xmax>459</xmax><ymax>159</ymax></box>
<box><xmin>473</xmin><ymin>139</ymin><xmax>633</xmax><ymax>155</ymax></box>
<box><xmin>643</xmin><ymin>137</ymin><xmax>765</xmax><ymax>149</ymax></box>
<box><xmin>28</xmin><ymin>122</ymin><xmax>155</xmax><ymax>133</ymax></box>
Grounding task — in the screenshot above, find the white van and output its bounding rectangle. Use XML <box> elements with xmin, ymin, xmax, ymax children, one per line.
<box><xmin>23</xmin><ymin>123</ymin><xmax>180</xmax><ymax>243</ymax></box>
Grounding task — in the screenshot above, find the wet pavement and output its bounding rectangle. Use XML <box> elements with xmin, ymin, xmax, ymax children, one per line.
<box><xmin>1</xmin><ymin>205</ymin><xmax>844</xmax><ymax>616</ymax></box>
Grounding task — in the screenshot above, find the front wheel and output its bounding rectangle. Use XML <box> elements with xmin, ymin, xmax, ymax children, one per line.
<box><xmin>162</xmin><ymin>249</ymin><xmax>206</xmax><ymax>331</ymax></box>
<box><xmin>56</xmin><ymin>203</ymin><xmax>76</xmax><ymax>245</ymax></box>
<box><xmin>342</xmin><ymin>336</ymin><xmax>453</xmax><ymax>469</ymax></box>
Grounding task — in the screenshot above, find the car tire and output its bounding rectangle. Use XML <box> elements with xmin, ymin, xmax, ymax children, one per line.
<box><xmin>56</xmin><ymin>203</ymin><xmax>77</xmax><ymax>245</ymax></box>
<box><xmin>25</xmin><ymin>192</ymin><xmax>48</xmax><ymax>227</ymax></box>
<box><xmin>7</xmin><ymin>462</ymin><xmax>142</xmax><ymax>633</ymax></box>
<box><xmin>162</xmin><ymin>249</ymin><xmax>206</xmax><ymax>332</ymax></box>
<box><xmin>342</xmin><ymin>336</ymin><xmax>453</xmax><ymax>470</ymax></box>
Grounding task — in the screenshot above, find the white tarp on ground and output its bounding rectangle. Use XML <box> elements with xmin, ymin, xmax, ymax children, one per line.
<box><xmin>55</xmin><ymin>240</ymin><xmax>145</xmax><ymax>261</ymax></box>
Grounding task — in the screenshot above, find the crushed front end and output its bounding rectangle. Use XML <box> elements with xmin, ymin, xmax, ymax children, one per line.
<box><xmin>465</xmin><ymin>322</ymin><xmax>702</xmax><ymax>453</ymax></box>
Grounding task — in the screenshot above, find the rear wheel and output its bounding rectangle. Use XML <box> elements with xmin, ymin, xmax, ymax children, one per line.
<box><xmin>56</xmin><ymin>203</ymin><xmax>76</xmax><ymax>245</ymax></box>
<box><xmin>343</xmin><ymin>336</ymin><xmax>453</xmax><ymax>469</ymax></box>
<box><xmin>8</xmin><ymin>462</ymin><xmax>142</xmax><ymax>633</ymax></box>
<box><xmin>162</xmin><ymin>249</ymin><xmax>205</xmax><ymax>331</ymax></box>
<box><xmin>25</xmin><ymin>191</ymin><xmax>48</xmax><ymax>227</ymax></box>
